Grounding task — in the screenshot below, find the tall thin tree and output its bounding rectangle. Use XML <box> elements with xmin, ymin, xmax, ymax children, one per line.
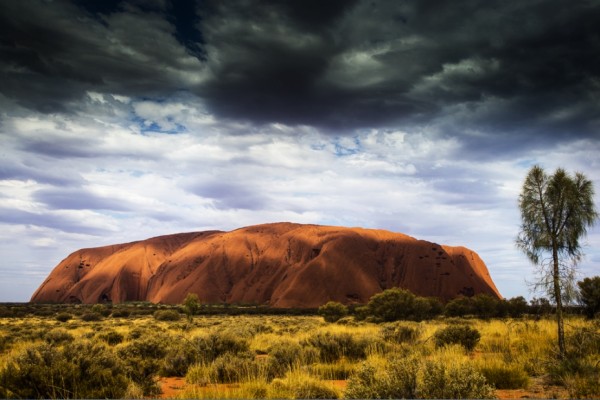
<box><xmin>516</xmin><ymin>165</ymin><xmax>597</xmax><ymax>358</ymax></box>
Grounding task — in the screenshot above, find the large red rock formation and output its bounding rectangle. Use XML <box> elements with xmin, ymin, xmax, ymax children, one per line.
<box><xmin>31</xmin><ymin>222</ymin><xmax>501</xmax><ymax>306</ymax></box>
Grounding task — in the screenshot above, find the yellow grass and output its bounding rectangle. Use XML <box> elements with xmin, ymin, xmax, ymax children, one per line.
<box><xmin>0</xmin><ymin>311</ymin><xmax>598</xmax><ymax>399</ymax></box>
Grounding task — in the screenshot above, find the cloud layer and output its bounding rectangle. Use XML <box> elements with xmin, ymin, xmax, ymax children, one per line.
<box><xmin>0</xmin><ymin>0</ymin><xmax>599</xmax><ymax>301</ymax></box>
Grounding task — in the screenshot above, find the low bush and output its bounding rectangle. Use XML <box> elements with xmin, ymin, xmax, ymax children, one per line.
<box><xmin>308</xmin><ymin>361</ymin><xmax>357</xmax><ymax>380</ymax></box>
<box><xmin>380</xmin><ymin>323</ymin><xmax>421</xmax><ymax>344</ymax></box>
<box><xmin>186</xmin><ymin>363</ymin><xmax>215</xmax><ymax>386</ymax></box>
<box><xmin>192</xmin><ymin>332</ymin><xmax>250</xmax><ymax>364</ymax></box>
<box><xmin>80</xmin><ymin>312</ymin><xmax>102</xmax><ymax>322</ymax></box>
<box><xmin>0</xmin><ymin>341</ymin><xmax>129</xmax><ymax>399</ymax></box>
<box><xmin>420</xmin><ymin>359</ymin><xmax>495</xmax><ymax>399</ymax></box>
<box><xmin>111</xmin><ymin>309</ymin><xmax>131</xmax><ymax>318</ymax></box>
<box><xmin>161</xmin><ymin>340</ymin><xmax>199</xmax><ymax>377</ymax></box>
<box><xmin>44</xmin><ymin>329</ymin><xmax>74</xmax><ymax>345</ymax></box>
<box><xmin>302</xmin><ymin>332</ymin><xmax>368</xmax><ymax>362</ymax></box>
<box><xmin>55</xmin><ymin>312</ymin><xmax>72</xmax><ymax>322</ymax></box>
<box><xmin>318</xmin><ymin>301</ymin><xmax>348</xmax><ymax>323</ymax></box>
<box><xmin>211</xmin><ymin>352</ymin><xmax>262</xmax><ymax>383</ymax></box>
<box><xmin>478</xmin><ymin>361</ymin><xmax>530</xmax><ymax>389</ymax></box>
<box><xmin>91</xmin><ymin>304</ymin><xmax>112</xmax><ymax>317</ymax></box>
<box><xmin>153</xmin><ymin>309</ymin><xmax>181</xmax><ymax>321</ymax></box>
<box><xmin>97</xmin><ymin>330</ymin><xmax>124</xmax><ymax>346</ymax></box>
<box><xmin>346</xmin><ymin>355</ymin><xmax>419</xmax><ymax>399</ymax></box>
<box><xmin>434</xmin><ymin>325</ymin><xmax>481</xmax><ymax>351</ymax></box>
<box><xmin>271</xmin><ymin>371</ymin><xmax>340</xmax><ymax>399</ymax></box>
<box><xmin>117</xmin><ymin>336</ymin><xmax>169</xmax><ymax>395</ymax></box>
<box><xmin>266</xmin><ymin>339</ymin><xmax>305</xmax><ymax>378</ymax></box>
<box><xmin>566</xmin><ymin>373</ymin><xmax>600</xmax><ymax>399</ymax></box>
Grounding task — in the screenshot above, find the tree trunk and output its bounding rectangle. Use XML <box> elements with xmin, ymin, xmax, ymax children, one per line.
<box><xmin>552</xmin><ymin>244</ymin><xmax>566</xmax><ymax>359</ymax></box>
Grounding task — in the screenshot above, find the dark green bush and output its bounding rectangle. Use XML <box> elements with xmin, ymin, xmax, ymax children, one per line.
<box><xmin>97</xmin><ymin>330</ymin><xmax>124</xmax><ymax>346</ymax></box>
<box><xmin>192</xmin><ymin>332</ymin><xmax>250</xmax><ymax>364</ymax></box>
<box><xmin>44</xmin><ymin>329</ymin><xmax>74</xmax><ymax>345</ymax></box>
<box><xmin>479</xmin><ymin>363</ymin><xmax>530</xmax><ymax>389</ymax></box>
<box><xmin>578</xmin><ymin>276</ymin><xmax>600</xmax><ymax>319</ymax></box>
<box><xmin>0</xmin><ymin>341</ymin><xmax>128</xmax><ymax>399</ymax></box>
<box><xmin>346</xmin><ymin>356</ymin><xmax>419</xmax><ymax>399</ymax></box>
<box><xmin>434</xmin><ymin>325</ymin><xmax>481</xmax><ymax>351</ymax></box>
<box><xmin>55</xmin><ymin>312</ymin><xmax>72</xmax><ymax>322</ymax></box>
<box><xmin>302</xmin><ymin>332</ymin><xmax>368</xmax><ymax>362</ymax></box>
<box><xmin>506</xmin><ymin>296</ymin><xmax>529</xmax><ymax>317</ymax></box>
<box><xmin>211</xmin><ymin>352</ymin><xmax>260</xmax><ymax>383</ymax></box>
<box><xmin>267</xmin><ymin>340</ymin><xmax>305</xmax><ymax>378</ymax></box>
<box><xmin>444</xmin><ymin>296</ymin><xmax>475</xmax><ymax>317</ymax></box>
<box><xmin>153</xmin><ymin>309</ymin><xmax>181</xmax><ymax>321</ymax></box>
<box><xmin>271</xmin><ymin>373</ymin><xmax>340</xmax><ymax>399</ymax></box>
<box><xmin>91</xmin><ymin>304</ymin><xmax>111</xmax><ymax>317</ymax></box>
<box><xmin>380</xmin><ymin>323</ymin><xmax>421</xmax><ymax>344</ymax></box>
<box><xmin>318</xmin><ymin>301</ymin><xmax>348</xmax><ymax>323</ymax></box>
<box><xmin>111</xmin><ymin>309</ymin><xmax>131</xmax><ymax>318</ymax></box>
<box><xmin>117</xmin><ymin>336</ymin><xmax>169</xmax><ymax>395</ymax></box>
<box><xmin>128</xmin><ymin>327</ymin><xmax>147</xmax><ymax>340</ymax></box>
<box><xmin>160</xmin><ymin>341</ymin><xmax>199</xmax><ymax>377</ymax></box>
<box><xmin>80</xmin><ymin>312</ymin><xmax>102</xmax><ymax>322</ymax></box>
<box><xmin>420</xmin><ymin>359</ymin><xmax>494</xmax><ymax>399</ymax></box>
<box><xmin>366</xmin><ymin>288</ymin><xmax>417</xmax><ymax>322</ymax></box>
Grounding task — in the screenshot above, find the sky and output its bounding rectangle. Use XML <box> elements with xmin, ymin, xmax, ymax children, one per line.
<box><xmin>0</xmin><ymin>0</ymin><xmax>599</xmax><ymax>302</ymax></box>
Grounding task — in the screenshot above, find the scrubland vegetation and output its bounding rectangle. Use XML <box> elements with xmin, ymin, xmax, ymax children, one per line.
<box><xmin>0</xmin><ymin>293</ymin><xmax>598</xmax><ymax>399</ymax></box>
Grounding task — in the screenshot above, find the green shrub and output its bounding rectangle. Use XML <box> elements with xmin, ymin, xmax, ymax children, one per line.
<box><xmin>186</xmin><ymin>363</ymin><xmax>214</xmax><ymax>386</ymax></box>
<box><xmin>566</xmin><ymin>373</ymin><xmax>600</xmax><ymax>399</ymax></box>
<box><xmin>0</xmin><ymin>341</ymin><xmax>128</xmax><ymax>399</ymax></box>
<box><xmin>366</xmin><ymin>288</ymin><xmax>417</xmax><ymax>321</ymax></box>
<box><xmin>97</xmin><ymin>330</ymin><xmax>124</xmax><ymax>346</ymax></box>
<box><xmin>267</xmin><ymin>339</ymin><xmax>305</xmax><ymax>378</ymax></box>
<box><xmin>111</xmin><ymin>309</ymin><xmax>131</xmax><ymax>318</ymax></box>
<box><xmin>182</xmin><ymin>293</ymin><xmax>201</xmax><ymax>317</ymax></box>
<box><xmin>211</xmin><ymin>352</ymin><xmax>261</xmax><ymax>383</ymax></box>
<box><xmin>444</xmin><ymin>296</ymin><xmax>475</xmax><ymax>317</ymax></box>
<box><xmin>91</xmin><ymin>304</ymin><xmax>111</xmax><ymax>317</ymax></box>
<box><xmin>380</xmin><ymin>323</ymin><xmax>421</xmax><ymax>344</ymax></box>
<box><xmin>128</xmin><ymin>327</ymin><xmax>147</xmax><ymax>340</ymax></box>
<box><xmin>318</xmin><ymin>301</ymin><xmax>348</xmax><ymax>323</ymax></box>
<box><xmin>192</xmin><ymin>332</ymin><xmax>250</xmax><ymax>364</ymax></box>
<box><xmin>44</xmin><ymin>329</ymin><xmax>74</xmax><ymax>345</ymax></box>
<box><xmin>153</xmin><ymin>309</ymin><xmax>181</xmax><ymax>321</ymax></box>
<box><xmin>55</xmin><ymin>312</ymin><xmax>72</xmax><ymax>322</ymax></box>
<box><xmin>506</xmin><ymin>296</ymin><xmax>529</xmax><ymax>317</ymax></box>
<box><xmin>271</xmin><ymin>371</ymin><xmax>340</xmax><ymax>399</ymax></box>
<box><xmin>420</xmin><ymin>360</ymin><xmax>495</xmax><ymax>399</ymax></box>
<box><xmin>160</xmin><ymin>340</ymin><xmax>199</xmax><ymax>377</ymax></box>
<box><xmin>308</xmin><ymin>361</ymin><xmax>357</xmax><ymax>380</ymax></box>
<box><xmin>117</xmin><ymin>336</ymin><xmax>169</xmax><ymax>395</ymax></box>
<box><xmin>346</xmin><ymin>355</ymin><xmax>419</xmax><ymax>399</ymax></box>
<box><xmin>478</xmin><ymin>362</ymin><xmax>530</xmax><ymax>389</ymax></box>
<box><xmin>566</xmin><ymin>327</ymin><xmax>600</xmax><ymax>358</ymax></box>
<box><xmin>578</xmin><ymin>276</ymin><xmax>600</xmax><ymax>319</ymax></box>
<box><xmin>434</xmin><ymin>325</ymin><xmax>481</xmax><ymax>351</ymax></box>
<box><xmin>302</xmin><ymin>332</ymin><xmax>368</xmax><ymax>362</ymax></box>
<box><xmin>80</xmin><ymin>312</ymin><xmax>102</xmax><ymax>322</ymax></box>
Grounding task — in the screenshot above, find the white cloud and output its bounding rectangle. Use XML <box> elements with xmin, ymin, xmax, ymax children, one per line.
<box><xmin>1</xmin><ymin>96</ymin><xmax>599</xmax><ymax>302</ymax></box>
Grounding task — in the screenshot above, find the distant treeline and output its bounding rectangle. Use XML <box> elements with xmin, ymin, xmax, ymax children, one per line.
<box><xmin>0</xmin><ymin>293</ymin><xmax>587</xmax><ymax>320</ymax></box>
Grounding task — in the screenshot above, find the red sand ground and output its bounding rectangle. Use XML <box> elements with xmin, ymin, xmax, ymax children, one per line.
<box><xmin>157</xmin><ymin>376</ymin><xmax>570</xmax><ymax>399</ymax></box>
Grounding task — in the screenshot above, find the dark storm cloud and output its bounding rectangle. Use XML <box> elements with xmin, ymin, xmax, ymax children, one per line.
<box><xmin>0</xmin><ymin>0</ymin><xmax>203</xmax><ymax>113</ymax></box>
<box><xmin>197</xmin><ymin>0</ymin><xmax>600</xmax><ymax>135</ymax></box>
<box><xmin>1</xmin><ymin>0</ymin><xmax>599</xmax><ymax>138</ymax></box>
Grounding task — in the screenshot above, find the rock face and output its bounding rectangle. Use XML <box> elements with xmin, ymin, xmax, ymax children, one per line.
<box><xmin>31</xmin><ymin>222</ymin><xmax>501</xmax><ymax>307</ymax></box>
